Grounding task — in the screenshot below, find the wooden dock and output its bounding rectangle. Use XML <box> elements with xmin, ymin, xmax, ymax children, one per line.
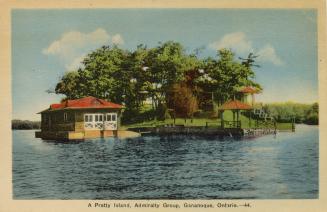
<box><xmin>130</xmin><ymin>126</ymin><xmax>243</xmax><ymax>137</ymax></box>
<box><xmin>243</xmin><ymin>128</ymin><xmax>277</xmax><ymax>137</ymax></box>
<box><xmin>128</xmin><ymin>125</ymin><xmax>283</xmax><ymax>138</ymax></box>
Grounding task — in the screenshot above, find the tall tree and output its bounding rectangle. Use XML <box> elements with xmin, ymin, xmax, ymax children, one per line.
<box><xmin>55</xmin><ymin>71</ymin><xmax>81</xmax><ymax>99</ymax></box>
<box><xmin>197</xmin><ymin>49</ymin><xmax>261</xmax><ymax>106</ymax></box>
<box><xmin>53</xmin><ymin>43</ymin><xmax>262</xmax><ymax>123</ymax></box>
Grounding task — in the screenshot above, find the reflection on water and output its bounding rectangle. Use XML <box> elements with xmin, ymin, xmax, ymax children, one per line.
<box><xmin>13</xmin><ymin>125</ymin><xmax>318</xmax><ymax>199</ymax></box>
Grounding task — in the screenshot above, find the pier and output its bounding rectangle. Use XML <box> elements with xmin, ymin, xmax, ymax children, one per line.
<box><xmin>128</xmin><ymin>124</ymin><xmax>281</xmax><ymax>138</ymax></box>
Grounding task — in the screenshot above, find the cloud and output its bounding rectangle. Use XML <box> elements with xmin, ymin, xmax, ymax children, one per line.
<box><xmin>209</xmin><ymin>32</ymin><xmax>253</xmax><ymax>55</ymax></box>
<box><xmin>43</xmin><ymin>28</ymin><xmax>110</xmax><ymax>58</ymax></box>
<box><xmin>112</xmin><ymin>34</ymin><xmax>124</xmax><ymax>45</ymax></box>
<box><xmin>43</xmin><ymin>28</ymin><xmax>124</xmax><ymax>71</ymax></box>
<box><xmin>257</xmin><ymin>44</ymin><xmax>283</xmax><ymax>66</ymax></box>
<box><xmin>209</xmin><ymin>32</ymin><xmax>283</xmax><ymax>66</ymax></box>
<box><xmin>65</xmin><ymin>55</ymin><xmax>86</xmax><ymax>71</ymax></box>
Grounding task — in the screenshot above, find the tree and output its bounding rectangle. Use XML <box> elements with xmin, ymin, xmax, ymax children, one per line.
<box><xmin>55</xmin><ymin>71</ymin><xmax>81</xmax><ymax>99</ymax></box>
<box><xmin>304</xmin><ymin>102</ymin><xmax>319</xmax><ymax>125</ymax></box>
<box><xmin>239</xmin><ymin>53</ymin><xmax>260</xmax><ymax>68</ymax></box>
<box><xmin>168</xmin><ymin>82</ymin><xmax>198</xmax><ymax>118</ymax></box>
<box><xmin>52</xmin><ymin>43</ymin><xmax>262</xmax><ymax>124</ymax></box>
<box><xmin>80</xmin><ymin>45</ymin><xmax>129</xmax><ymax>102</ymax></box>
<box><xmin>196</xmin><ymin>49</ymin><xmax>261</xmax><ymax>107</ymax></box>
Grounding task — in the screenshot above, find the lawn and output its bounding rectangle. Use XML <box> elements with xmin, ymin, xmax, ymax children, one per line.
<box><xmin>122</xmin><ymin>110</ymin><xmax>294</xmax><ymax>131</ymax></box>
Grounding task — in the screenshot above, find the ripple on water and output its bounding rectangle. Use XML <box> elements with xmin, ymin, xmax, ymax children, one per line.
<box><xmin>12</xmin><ymin>125</ymin><xmax>318</xmax><ymax>199</ymax></box>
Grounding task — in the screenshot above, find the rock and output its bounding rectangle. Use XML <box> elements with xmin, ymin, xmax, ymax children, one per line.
<box><xmin>117</xmin><ymin>130</ymin><xmax>141</xmax><ymax>139</ymax></box>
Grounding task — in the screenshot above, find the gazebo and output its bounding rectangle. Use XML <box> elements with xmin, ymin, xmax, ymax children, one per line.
<box><xmin>238</xmin><ymin>86</ymin><xmax>260</xmax><ymax>106</ymax></box>
<box><xmin>219</xmin><ymin>100</ymin><xmax>252</xmax><ymax>128</ymax></box>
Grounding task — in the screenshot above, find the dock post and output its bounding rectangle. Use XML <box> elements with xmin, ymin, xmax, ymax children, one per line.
<box><xmin>221</xmin><ymin>110</ymin><xmax>224</xmax><ymax>129</ymax></box>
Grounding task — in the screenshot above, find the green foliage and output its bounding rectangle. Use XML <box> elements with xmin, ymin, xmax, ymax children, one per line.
<box><xmin>55</xmin><ymin>71</ymin><xmax>81</xmax><ymax>99</ymax></box>
<box><xmin>304</xmin><ymin>102</ymin><xmax>319</xmax><ymax>125</ymax></box>
<box><xmin>53</xmin><ymin>42</ymin><xmax>262</xmax><ymax>124</ymax></box>
<box><xmin>157</xmin><ymin>103</ymin><xmax>171</xmax><ymax>120</ymax></box>
<box><xmin>264</xmin><ymin>102</ymin><xmax>318</xmax><ymax>124</ymax></box>
<box><xmin>12</xmin><ymin>120</ymin><xmax>40</xmax><ymax>130</ymax></box>
<box><xmin>196</xmin><ymin>49</ymin><xmax>261</xmax><ymax>105</ymax></box>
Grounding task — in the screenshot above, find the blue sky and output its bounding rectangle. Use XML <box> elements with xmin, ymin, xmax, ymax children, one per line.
<box><xmin>12</xmin><ymin>9</ymin><xmax>317</xmax><ymax>120</ymax></box>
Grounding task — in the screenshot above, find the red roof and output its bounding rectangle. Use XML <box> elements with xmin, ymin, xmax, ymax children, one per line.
<box><xmin>41</xmin><ymin>96</ymin><xmax>123</xmax><ymax>113</ymax></box>
<box><xmin>219</xmin><ymin>100</ymin><xmax>252</xmax><ymax>110</ymax></box>
<box><xmin>239</xmin><ymin>86</ymin><xmax>259</xmax><ymax>94</ymax></box>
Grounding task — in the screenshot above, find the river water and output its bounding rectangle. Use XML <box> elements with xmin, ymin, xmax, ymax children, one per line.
<box><xmin>12</xmin><ymin>124</ymin><xmax>318</xmax><ymax>199</ymax></box>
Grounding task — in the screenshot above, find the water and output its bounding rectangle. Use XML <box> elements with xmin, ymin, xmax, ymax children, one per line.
<box><xmin>13</xmin><ymin>124</ymin><xmax>318</xmax><ymax>199</ymax></box>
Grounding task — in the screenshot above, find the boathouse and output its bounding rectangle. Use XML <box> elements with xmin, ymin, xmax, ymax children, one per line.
<box><xmin>35</xmin><ymin>96</ymin><xmax>123</xmax><ymax>140</ymax></box>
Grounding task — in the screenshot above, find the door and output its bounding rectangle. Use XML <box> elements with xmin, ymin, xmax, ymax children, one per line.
<box><xmin>84</xmin><ymin>113</ymin><xmax>104</xmax><ymax>130</ymax></box>
<box><xmin>104</xmin><ymin>113</ymin><xmax>117</xmax><ymax>130</ymax></box>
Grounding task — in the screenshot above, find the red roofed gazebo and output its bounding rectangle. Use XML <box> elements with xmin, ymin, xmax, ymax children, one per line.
<box><xmin>219</xmin><ymin>100</ymin><xmax>253</xmax><ymax>128</ymax></box>
<box><xmin>239</xmin><ymin>86</ymin><xmax>259</xmax><ymax>94</ymax></box>
<box><xmin>238</xmin><ymin>86</ymin><xmax>260</xmax><ymax>106</ymax></box>
<box><xmin>36</xmin><ymin>96</ymin><xmax>124</xmax><ymax>140</ymax></box>
<box><xmin>219</xmin><ymin>99</ymin><xmax>252</xmax><ymax>110</ymax></box>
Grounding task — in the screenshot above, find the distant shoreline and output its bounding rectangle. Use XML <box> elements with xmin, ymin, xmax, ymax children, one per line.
<box><xmin>12</xmin><ymin>120</ymin><xmax>40</xmax><ymax>130</ymax></box>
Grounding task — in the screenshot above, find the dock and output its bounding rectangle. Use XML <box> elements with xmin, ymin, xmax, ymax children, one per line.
<box><xmin>128</xmin><ymin>125</ymin><xmax>279</xmax><ymax>138</ymax></box>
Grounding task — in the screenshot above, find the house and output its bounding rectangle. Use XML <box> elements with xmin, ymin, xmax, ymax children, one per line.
<box><xmin>35</xmin><ymin>96</ymin><xmax>124</xmax><ymax>140</ymax></box>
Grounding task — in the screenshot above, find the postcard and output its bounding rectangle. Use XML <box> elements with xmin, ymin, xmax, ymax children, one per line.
<box><xmin>0</xmin><ymin>0</ymin><xmax>326</xmax><ymax>211</ymax></box>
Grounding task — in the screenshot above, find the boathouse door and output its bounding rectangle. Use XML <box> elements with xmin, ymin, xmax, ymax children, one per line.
<box><xmin>104</xmin><ymin>113</ymin><xmax>117</xmax><ymax>130</ymax></box>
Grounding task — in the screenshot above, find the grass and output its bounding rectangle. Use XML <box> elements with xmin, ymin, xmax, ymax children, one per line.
<box><xmin>122</xmin><ymin>110</ymin><xmax>294</xmax><ymax>131</ymax></box>
<box><xmin>276</xmin><ymin>122</ymin><xmax>294</xmax><ymax>130</ymax></box>
<box><xmin>123</xmin><ymin>118</ymin><xmax>219</xmax><ymax>129</ymax></box>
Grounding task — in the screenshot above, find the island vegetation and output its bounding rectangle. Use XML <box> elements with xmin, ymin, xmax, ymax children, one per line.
<box><xmin>51</xmin><ymin>42</ymin><xmax>261</xmax><ymax>124</ymax></box>
<box><xmin>32</xmin><ymin>41</ymin><xmax>317</xmax><ymax>129</ymax></box>
<box><xmin>12</xmin><ymin>119</ymin><xmax>40</xmax><ymax>130</ymax></box>
<box><xmin>264</xmin><ymin>102</ymin><xmax>318</xmax><ymax>125</ymax></box>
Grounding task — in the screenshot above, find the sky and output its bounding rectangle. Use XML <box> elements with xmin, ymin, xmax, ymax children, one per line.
<box><xmin>12</xmin><ymin>9</ymin><xmax>318</xmax><ymax>120</ymax></box>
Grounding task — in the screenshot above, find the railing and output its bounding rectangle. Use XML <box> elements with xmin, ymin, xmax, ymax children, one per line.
<box><xmin>223</xmin><ymin>120</ymin><xmax>241</xmax><ymax>129</ymax></box>
<box><xmin>254</xmin><ymin>119</ymin><xmax>275</xmax><ymax>129</ymax></box>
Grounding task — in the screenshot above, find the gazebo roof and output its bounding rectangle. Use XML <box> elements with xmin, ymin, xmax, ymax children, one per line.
<box><xmin>239</xmin><ymin>86</ymin><xmax>259</xmax><ymax>94</ymax></box>
<box><xmin>219</xmin><ymin>100</ymin><xmax>252</xmax><ymax>110</ymax></box>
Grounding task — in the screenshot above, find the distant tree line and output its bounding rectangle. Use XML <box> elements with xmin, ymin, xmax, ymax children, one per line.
<box><xmin>52</xmin><ymin>41</ymin><xmax>262</xmax><ymax>124</ymax></box>
<box><xmin>263</xmin><ymin>102</ymin><xmax>318</xmax><ymax>125</ymax></box>
<box><xmin>12</xmin><ymin>120</ymin><xmax>41</xmax><ymax>130</ymax></box>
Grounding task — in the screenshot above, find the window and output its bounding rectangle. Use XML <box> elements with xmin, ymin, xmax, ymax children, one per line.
<box><xmin>105</xmin><ymin>113</ymin><xmax>117</xmax><ymax>122</ymax></box>
<box><xmin>84</xmin><ymin>114</ymin><xmax>107</xmax><ymax>123</ymax></box>
<box><xmin>64</xmin><ymin>112</ymin><xmax>68</xmax><ymax>122</ymax></box>
<box><xmin>84</xmin><ymin>114</ymin><xmax>94</xmax><ymax>122</ymax></box>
